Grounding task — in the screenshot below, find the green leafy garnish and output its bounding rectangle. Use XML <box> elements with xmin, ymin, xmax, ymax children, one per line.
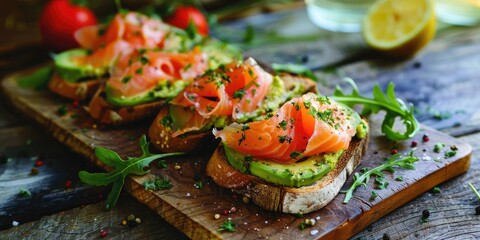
<box><xmin>370</xmin><ymin>191</ymin><xmax>378</xmax><ymax>200</ymax></box>
<box><xmin>219</xmin><ymin>220</ymin><xmax>236</xmax><ymax>232</ymax></box>
<box><xmin>468</xmin><ymin>183</ymin><xmax>480</xmax><ymax>201</ymax></box>
<box><xmin>343</xmin><ymin>151</ymin><xmax>419</xmax><ymax>203</ymax></box>
<box><xmin>143</xmin><ymin>176</ymin><xmax>173</xmax><ymax>190</ymax></box>
<box><xmin>79</xmin><ymin>135</ymin><xmax>182</xmax><ymax>209</ymax></box>
<box><xmin>17</xmin><ymin>66</ymin><xmax>53</xmax><ymax>90</ymax></box>
<box><xmin>332</xmin><ymin>78</ymin><xmax>419</xmax><ymax>141</ymax></box>
<box><xmin>18</xmin><ymin>188</ymin><xmax>32</xmax><ymax>198</ymax></box>
<box><xmin>433</xmin><ymin>143</ymin><xmax>445</xmax><ymax>153</ymax></box>
<box><xmin>271</xmin><ymin>63</ymin><xmax>318</xmax><ymax>82</ymax></box>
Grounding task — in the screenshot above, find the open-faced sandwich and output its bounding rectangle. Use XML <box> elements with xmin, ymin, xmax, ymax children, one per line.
<box><xmin>148</xmin><ymin>57</ymin><xmax>317</xmax><ymax>152</ymax></box>
<box><xmin>206</xmin><ymin>92</ymin><xmax>369</xmax><ymax>214</ymax></box>
<box><xmin>48</xmin><ymin>11</ymin><xmax>241</xmax><ymax>125</ymax></box>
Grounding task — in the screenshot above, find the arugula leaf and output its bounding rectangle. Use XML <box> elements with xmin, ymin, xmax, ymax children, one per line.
<box><xmin>332</xmin><ymin>78</ymin><xmax>419</xmax><ymax>141</ymax></box>
<box><xmin>17</xmin><ymin>66</ymin><xmax>53</xmax><ymax>90</ymax></box>
<box><xmin>343</xmin><ymin>151</ymin><xmax>419</xmax><ymax>203</ymax></box>
<box><xmin>271</xmin><ymin>63</ymin><xmax>318</xmax><ymax>82</ymax></box>
<box><xmin>79</xmin><ymin>135</ymin><xmax>182</xmax><ymax>209</ymax></box>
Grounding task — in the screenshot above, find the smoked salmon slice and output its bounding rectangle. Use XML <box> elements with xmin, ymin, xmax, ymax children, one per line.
<box><xmin>168</xmin><ymin>58</ymin><xmax>274</xmax><ymax>136</ymax></box>
<box><xmin>214</xmin><ymin>93</ymin><xmax>360</xmax><ymax>163</ymax></box>
<box><xmin>106</xmin><ymin>47</ymin><xmax>208</xmax><ymax>98</ymax></box>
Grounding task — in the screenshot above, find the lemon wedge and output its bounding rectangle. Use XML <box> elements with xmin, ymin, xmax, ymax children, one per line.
<box><xmin>363</xmin><ymin>0</ymin><xmax>436</xmax><ymax>57</ymax></box>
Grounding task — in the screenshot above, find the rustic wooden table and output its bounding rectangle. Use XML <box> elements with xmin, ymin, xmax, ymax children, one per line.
<box><xmin>1</xmin><ymin>5</ymin><xmax>480</xmax><ymax>240</ymax></box>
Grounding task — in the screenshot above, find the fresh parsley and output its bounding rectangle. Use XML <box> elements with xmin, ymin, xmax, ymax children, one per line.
<box><xmin>332</xmin><ymin>78</ymin><xmax>419</xmax><ymax>141</ymax></box>
<box><xmin>343</xmin><ymin>151</ymin><xmax>419</xmax><ymax>203</ymax></box>
<box><xmin>143</xmin><ymin>176</ymin><xmax>173</xmax><ymax>190</ymax></box>
<box><xmin>219</xmin><ymin>220</ymin><xmax>236</xmax><ymax>232</ymax></box>
<box><xmin>78</xmin><ymin>135</ymin><xmax>182</xmax><ymax>209</ymax></box>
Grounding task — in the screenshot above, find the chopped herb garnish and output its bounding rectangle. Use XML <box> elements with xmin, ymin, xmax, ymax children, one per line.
<box><xmin>375</xmin><ymin>175</ymin><xmax>389</xmax><ymax>189</ymax></box>
<box><xmin>433</xmin><ymin>143</ymin><xmax>445</xmax><ymax>153</ymax></box>
<box><xmin>430</xmin><ymin>186</ymin><xmax>441</xmax><ymax>194</ymax></box>
<box><xmin>278</xmin><ymin>120</ymin><xmax>288</xmax><ymax>130</ymax></box>
<box><xmin>143</xmin><ymin>176</ymin><xmax>173</xmax><ymax>190</ymax></box>
<box><xmin>290</xmin><ymin>151</ymin><xmax>302</xmax><ymax>159</ymax></box>
<box><xmin>183</xmin><ymin>63</ymin><xmax>192</xmax><ymax>71</ymax></box>
<box><xmin>79</xmin><ymin>136</ymin><xmax>182</xmax><ymax>209</ymax></box>
<box><xmin>158</xmin><ymin>159</ymin><xmax>168</xmax><ymax>169</ymax></box>
<box><xmin>140</xmin><ymin>56</ymin><xmax>149</xmax><ymax>65</ymax></box>
<box><xmin>343</xmin><ymin>151</ymin><xmax>419</xmax><ymax>203</ymax></box>
<box><xmin>122</xmin><ymin>76</ymin><xmax>132</xmax><ymax>83</ymax></box>
<box><xmin>278</xmin><ymin>135</ymin><xmax>286</xmax><ymax>143</ymax></box>
<box><xmin>18</xmin><ymin>188</ymin><xmax>31</xmax><ymax>198</ymax></box>
<box><xmin>370</xmin><ymin>191</ymin><xmax>378</xmax><ymax>200</ymax></box>
<box><xmin>194</xmin><ymin>181</ymin><xmax>204</xmax><ymax>189</ymax></box>
<box><xmin>135</xmin><ymin>68</ymin><xmax>143</xmax><ymax>75</ymax></box>
<box><xmin>444</xmin><ymin>150</ymin><xmax>457</xmax><ymax>159</ymax></box>
<box><xmin>241</xmin><ymin>125</ymin><xmax>250</xmax><ymax>131</ymax></box>
<box><xmin>233</xmin><ymin>88</ymin><xmax>246</xmax><ymax>99</ymax></box>
<box><xmin>298</xmin><ymin>222</ymin><xmax>307</xmax><ymax>230</ymax></box>
<box><xmin>395</xmin><ymin>176</ymin><xmax>404</xmax><ymax>181</ymax></box>
<box><xmin>248</xmin><ymin>68</ymin><xmax>254</xmax><ymax>78</ymax></box>
<box><xmin>160</xmin><ymin>115</ymin><xmax>173</xmax><ymax>127</ymax></box>
<box><xmin>57</xmin><ymin>104</ymin><xmax>67</xmax><ymax>116</ymax></box>
<box><xmin>219</xmin><ymin>220</ymin><xmax>236</xmax><ymax>232</ymax></box>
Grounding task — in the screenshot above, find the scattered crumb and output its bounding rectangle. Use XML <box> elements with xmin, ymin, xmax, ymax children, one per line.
<box><xmin>310</xmin><ymin>229</ymin><xmax>318</xmax><ymax>236</ymax></box>
<box><xmin>174</xmin><ymin>165</ymin><xmax>181</xmax><ymax>170</ymax></box>
<box><xmin>214</xmin><ymin>214</ymin><xmax>220</xmax><ymax>220</ymax></box>
<box><xmin>186</xmin><ymin>193</ymin><xmax>191</xmax><ymax>197</ymax></box>
<box><xmin>12</xmin><ymin>221</ymin><xmax>19</xmax><ymax>227</ymax></box>
<box><xmin>315</xmin><ymin>216</ymin><xmax>321</xmax><ymax>220</ymax></box>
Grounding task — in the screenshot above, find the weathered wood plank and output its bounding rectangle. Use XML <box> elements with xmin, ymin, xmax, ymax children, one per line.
<box><xmin>353</xmin><ymin>132</ymin><xmax>480</xmax><ymax>240</ymax></box>
<box><xmin>0</xmin><ymin>125</ymin><xmax>110</xmax><ymax>230</ymax></box>
<box><xmin>0</xmin><ymin>192</ymin><xmax>188</xmax><ymax>240</ymax></box>
<box><xmin>314</xmin><ymin>26</ymin><xmax>480</xmax><ymax>137</ymax></box>
<box><xmin>0</xmin><ymin>70</ymin><xmax>473</xmax><ymax>239</ymax></box>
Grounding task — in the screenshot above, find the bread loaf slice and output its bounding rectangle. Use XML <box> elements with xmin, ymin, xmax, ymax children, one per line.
<box><xmin>48</xmin><ymin>73</ymin><xmax>102</xmax><ymax>101</ymax></box>
<box><xmin>88</xmin><ymin>86</ymin><xmax>164</xmax><ymax>125</ymax></box>
<box><xmin>206</xmin><ymin>133</ymin><xmax>369</xmax><ymax>214</ymax></box>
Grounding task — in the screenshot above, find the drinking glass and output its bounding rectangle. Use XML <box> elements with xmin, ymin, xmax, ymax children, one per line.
<box><xmin>435</xmin><ymin>0</ymin><xmax>480</xmax><ymax>26</ymax></box>
<box><xmin>304</xmin><ymin>0</ymin><xmax>377</xmax><ymax>32</ymax></box>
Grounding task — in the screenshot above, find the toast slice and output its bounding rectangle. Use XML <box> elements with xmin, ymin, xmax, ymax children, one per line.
<box><xmin>88</xmin><ymin>85</ymin><xmax>165</xmax><ymax>125</ymax></box>
<box><xmin>148</xmin><ymin>73</ymin><xmax>317</xmax><ymax>152</ymax></box>
<box><xmin>206</xmin><ymin>133</ymin><xmax>369</xmax><ymax>214</ymax></box>
<box><xmin>48</xmin><ymin>73</ymin><xmax>102</xmax><ymax>101</ymax></box>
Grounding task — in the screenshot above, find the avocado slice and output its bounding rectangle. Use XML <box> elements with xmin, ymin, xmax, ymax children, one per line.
<box><xmin>105</xmin><ymin>79</ymin><xmax>188</xmax><ymax>107</ymax></box>
<box><xmin>223</xmin><ymin>145</ymin><xmax>342</xmax><ymax>188</ymax></box>
<box><xmin>54</xmin><ymin>49</ymin><xmax>107</xmax><ymax>83</ymax></box>
<box><xmin>201</xmin><ymin>39</ymin><xmax>243</xmax><ymax>69</ymax></box>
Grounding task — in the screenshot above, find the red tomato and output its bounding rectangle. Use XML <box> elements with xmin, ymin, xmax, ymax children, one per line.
<box><xmin>40</xmin><ymin>0</ymin><xmax>98</xmax><ymax>52</ymax></box>
<box><xmin>165</xmin><ymin>6</ymin><xmax>209</xmax><ymax>36</ymax></box>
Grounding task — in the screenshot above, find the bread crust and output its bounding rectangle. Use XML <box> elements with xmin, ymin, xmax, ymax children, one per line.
<box><xmin>88</xmin><ymin>86</ymin><xmax>164</xmax><ymax>125</ymax></box>
<box><xmin>206</xmin><ymin>132</ymin><xmax>369</xmax><ymax>214</ymax></box>
<box><xmin>48</xmin><ymin>73</ymin><xmax>102</xmax><ymax>101</ymax></box>
<box><xmin>149</xmin><ymin>107</ymin><xmax>210</xmax><ymax>152</ymax></box>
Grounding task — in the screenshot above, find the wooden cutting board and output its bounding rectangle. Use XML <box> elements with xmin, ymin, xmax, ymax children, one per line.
<box><xmin>1</xmin><ymin>72</ymin><xmax>472</xmax><ymax>239</ymax></box>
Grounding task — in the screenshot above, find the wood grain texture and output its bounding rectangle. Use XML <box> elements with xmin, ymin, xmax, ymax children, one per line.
<box><xmin>1</xmin><ymin>71</ymin><xmax>473</xmax><ymax>239</ymax></box>
<box><xmin>315</xmin><ymin>25</ymin><xmax>480</xmax><ymax>137</ymax></box>
<box><xmin>353</xmin><ymin>132</ymin><xmax>480</xmax><ymax>240</ymax></box>
<box><xmin>0</xmin><ymin>192</ymin><xmax>188</xmax><ymax>240</ymax></box>
<box><xmin>0</xmin><ymin>125</ymin><xmax>110</xmax><ymax>230</ymax></box>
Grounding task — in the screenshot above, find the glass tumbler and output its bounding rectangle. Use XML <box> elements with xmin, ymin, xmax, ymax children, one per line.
<box><xmin>305</xmin><ymin>0</ymin><xmax>377</xmax><ymax>32</ymax></box>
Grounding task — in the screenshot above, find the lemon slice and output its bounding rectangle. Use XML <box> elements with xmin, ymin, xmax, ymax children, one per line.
<box><xmin>363</xmin><ymin>0</ymin><xmax>436</xmax><ymax>57</ymax></box>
